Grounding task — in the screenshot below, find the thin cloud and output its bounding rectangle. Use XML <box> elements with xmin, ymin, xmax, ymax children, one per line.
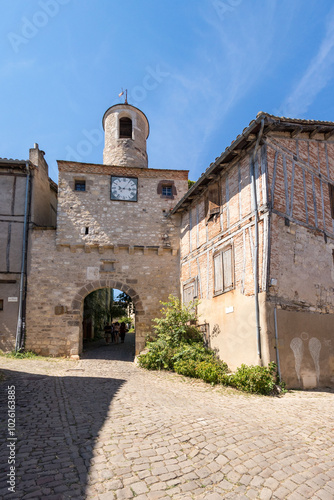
<box><xmin>0</xmin><ymin>59</ymin><xmax>35</xmax><ymax>77</ymax></box>
<box><xmin>280</xmin><ymin>8</ymin><xmax>334</xmax><ymax>117</ymax></box>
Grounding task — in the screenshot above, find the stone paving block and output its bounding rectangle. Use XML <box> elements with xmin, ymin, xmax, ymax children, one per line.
<box><xmin>147</xmin><ymin>491</ymin><xmax>168</xmax><ymax>500</ymax></box>
<box><xmin>116</xmin><ymin>487</ymin><xmax>134</xmax><ymax>500</ymax></box>
<box><xmin>99</xmin><ymin>492</ymin><xmax>116</xmax><ymax>500</ymax></box>
<box><xmin>205</xmin><ymin>493</ymin><xmax>225</xmax><ymax>500</ymax></box>
<box><xmin>259</xmin><ymin>487</ymin><xmax>273</xmax><ymax>500</ymax></box>
<box><xmin>316</xmin><ymin>489</ymin><xmax>334</xmax><ymax>500</ymax></box>
<box><xmin>131</xmin><ymin>481</ymin><xmax>149</xmax><ymax>495</ymax></box>
<box><xmin>246</xmin><ymin>488</ymin><xmax>259</xmax><ymax>499</ymax></box>
<box><xmin>218</xmin><ymin>479</ymin><xmax>234</xmax><ymax>491</ymax></box>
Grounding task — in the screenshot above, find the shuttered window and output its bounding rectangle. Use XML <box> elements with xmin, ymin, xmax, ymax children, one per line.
<box><xmin>213</xmin><ymin>246</ymin><xmax>234</xmax><ymax>294</ymax></box>
<box><xmin>214</xmin><ymin>253</ymin><xmax>223</xmax><ymax>293</ymax></box>
<box><xmin>223</xmin><ymin>247</ymin><xmax>233</xmax><ymax>289</ymax></box>
<box><xmin>183</xmin><ymin>279</ymin><xmax>197</xmax><ymax>305</ymax></box>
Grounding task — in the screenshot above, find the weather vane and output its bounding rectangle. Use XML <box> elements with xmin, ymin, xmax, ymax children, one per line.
<box><xmin>118</xmin><ymin>88</ymin><xmax>128</xmax><ymax>104</ymax></box>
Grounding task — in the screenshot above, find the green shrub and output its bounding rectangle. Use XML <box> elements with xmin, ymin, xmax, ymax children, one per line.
<box><xmin>152</xmin><ymin>295</ymin><xmax>201</xmax><ymax>347</ymax></box>
<box><xmin>229</xmin><ymin>362</ymin><xmax>277</xmax><ymax>395</ymax></box>
<box><xmin>195</xmin><ymin>360</ymin><xmax>228</xmax><ymax>384</ymax></box>
<box><xmin>172</xmin><ymin>343</ymin><xmax>215</xmax><ymax>364</ymax></box>
<box><xmin>174</xmin><ymin>359</ymin><xmax>198</xmax><ymax>378</ymax></box>
<box><xmin>137</xmin><ymin>340</ymin><xmax>175</xmax><ymax>370</ymax></box>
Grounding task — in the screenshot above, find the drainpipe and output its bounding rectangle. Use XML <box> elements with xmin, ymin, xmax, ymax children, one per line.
<box><xmin>274</xmin><ymin>307</ymin><xmax>281</xmax><ymax>380</ymax></box>
<box><xmin>15</xmin><ymin>162</ymin><xmax>31</xmax><ymax>351</ymax></box>
<box><xmin>250</xmin><ymin>119</ymin><xmax>264</xmax><ymax>362</ymax></box>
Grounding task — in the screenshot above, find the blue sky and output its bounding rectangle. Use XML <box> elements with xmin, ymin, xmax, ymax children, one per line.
<box><xmin>1</xmin><ymin>0</ymin><xmax>334</xmax><ymax>183</ymax></box>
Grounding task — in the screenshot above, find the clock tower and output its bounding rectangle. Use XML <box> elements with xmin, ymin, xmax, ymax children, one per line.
<box><xmin>102</xmin><ymin>103</ymin><xmax>149</xmax><ymax>168</ymax></box>
<box><xmin>26</xmin><ymin>101</ymin><xmax>189</xmax><ymax>358</ymax></box>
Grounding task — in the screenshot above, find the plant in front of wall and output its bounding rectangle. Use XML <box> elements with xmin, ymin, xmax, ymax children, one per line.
<box><xmin>228</xmin><ymin>362</ymin><xmax>277</xmax><ymax>395</ymax></box>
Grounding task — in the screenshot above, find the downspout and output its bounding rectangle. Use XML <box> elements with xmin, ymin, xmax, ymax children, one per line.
<box><xmin>15</xmin><ymin>162</ymin><xmax>31</xmax><ymax>351</ymax></box>
<box><xmin>274</xmin><ymin>307</ymin><xmax>281</xmax><ymax>380</ymax></box>
<box><xmin>251</xmin><ymin>119</ymin><xmax>264</xmax><ymax>362</ymax></box>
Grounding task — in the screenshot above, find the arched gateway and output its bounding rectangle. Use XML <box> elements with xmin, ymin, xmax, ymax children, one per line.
<box><xmin>73</xmin><ymin>279</ymin><xmax>144</xmax><ymax>354</ymax></box>
<box><xmin>25</xmin><ymin>102</ymin><xmax>188</xmax><ymax>357</ymax></box>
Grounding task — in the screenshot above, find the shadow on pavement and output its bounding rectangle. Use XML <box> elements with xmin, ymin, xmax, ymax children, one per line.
<box><xmin>0</xmin><ymin>368</ymin><xmax>126</xmax><ymax>499</ymax></box>
<box><xmin>82</xmin><ymin>331</ymin><xmax>136</xmax><ymax>362</ymax></box>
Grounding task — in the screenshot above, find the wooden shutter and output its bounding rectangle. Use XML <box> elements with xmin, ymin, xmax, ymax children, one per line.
<box><xmin>213</xmin><ymin>253</ymin><xmax>223</xmax><ymax>293</ymax></box>
<box><xmin>183</xmin><ymin>282</ymin><xmax>195</xmax><ymax>305</ymax></box>
<box><xmin>223</xmin><ymin>247</ymin><xmax>233</xmax><ymax>290</ymax></box>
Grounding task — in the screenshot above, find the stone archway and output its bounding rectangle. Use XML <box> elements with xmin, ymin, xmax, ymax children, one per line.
<box><xmin>70</xmin><ymin>279</ymin><xmax>145</xmax><ymax>356</ymax></box>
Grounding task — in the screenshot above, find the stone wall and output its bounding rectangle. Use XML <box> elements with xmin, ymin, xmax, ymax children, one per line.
<box><xmin>56</xmin><ymin>162</ymin><xmax>188</xmax><ymax>249</ymax></box>
<box><xmin>26</xmin><ymin>228</ymin><xmax>181</xmax><ymax>356</ymax></box>
<box><xmin>103</xmin><ymin>104</ymin><xmax>149</xmax><ymax>168</ymax></box>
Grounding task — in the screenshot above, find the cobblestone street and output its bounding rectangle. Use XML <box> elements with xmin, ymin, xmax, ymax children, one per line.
<box><xmin>1</xmin><ymin>333</ymin><xmax>334</xmax><ymax>500</ymax></box>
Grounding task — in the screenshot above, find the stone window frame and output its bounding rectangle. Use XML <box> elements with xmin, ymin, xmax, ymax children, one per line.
<box><xmin>213</xmin><ymin>244</ymin><xmax>234</xmax><ymax>296</ymax></box>
<box><xmin>157</xmin><ymin>180</ymin><xmax>177</xmax><ymax>199</ymax></box>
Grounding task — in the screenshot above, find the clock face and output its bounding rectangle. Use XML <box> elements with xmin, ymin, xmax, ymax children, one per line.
<box><xmin>111</xmin><ymin>176</ymin><xmax>138</xmax><ymax>201</ymax></box>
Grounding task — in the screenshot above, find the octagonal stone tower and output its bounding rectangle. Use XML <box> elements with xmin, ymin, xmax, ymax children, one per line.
<box><xmin>102</xmin><ymin>103</ymin><xmax>150</xmax><ymax>168</ymax></box>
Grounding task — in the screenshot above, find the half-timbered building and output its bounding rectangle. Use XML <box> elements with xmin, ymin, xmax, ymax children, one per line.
<box><xmin>173</xmin><ymin>112</ymin><xmax>334</xmax><ymax>389</ymax></box>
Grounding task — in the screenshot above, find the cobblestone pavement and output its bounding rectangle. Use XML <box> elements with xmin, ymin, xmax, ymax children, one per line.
<box><xmin>1</xmin><ymin>334</ymin><xmax>334</xmax><ymax>500</ymax></box>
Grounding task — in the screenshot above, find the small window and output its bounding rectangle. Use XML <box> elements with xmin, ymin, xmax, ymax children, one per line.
<box><xmin>75</xmin><ymin>180</ymin><xmax>86</xmax><ymax>192</ymax></box>
<box><xmin>213</xmin><ymin>247</ymin><xmax>234</xmax><ymax>295</ymax></box>
<box><xmin>329</xmin><ymin>183</ymin><xmax>334</xmax><ymax>219</ymax></box>
<box><xmin>0</xmin><ymin>299</ymin><xmax>3</xmax><ymax>311</ymax></box>
<box><xmin>206</xmin><ymin>182</ymin><xmax>220</xmax><ymax>222</ymax></box>
<box><xmin>119</xmin><ymin>117</ymin><xmax>132</xmax><ymax>138</ymax></box>
<box><xmin>162</xmin><ymin>186</ymin><xmax>173</xmax><ymax>197</ymax></box>
<box><xmin>157</xmin><ymin>180</ymin><xmax>176</xmax><ymax>198</ymax></box>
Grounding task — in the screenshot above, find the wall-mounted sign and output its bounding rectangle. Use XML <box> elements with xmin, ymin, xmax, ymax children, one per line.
<box><xmin>225</xmin><ymin>306</ymin><xmax>234</xmax><ymax>314</ymax></box>
<box><xmin>8</xmin><ymin>297</ymin><xmax>18</xmax><ymax>302</ymax></box>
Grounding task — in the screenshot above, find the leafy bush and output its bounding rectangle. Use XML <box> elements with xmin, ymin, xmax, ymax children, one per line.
<box><xmin>137</xmin><ymin>340</ymin><xmax>175</xmax><ymax>370</ymax></box>
<box><xmin>229</xmin><ymin>362</ymin><xmax>277</xmax><ymax>395</ymax></box>
<box><xmin>174</xmin><ymin>356</ymin><xmax>229</xmax><ymax>385</ymax></box>
<box><xmin>138</xmin><ymin>295</ymin><xmax>282</xmax><ymax>396</ymax></box>
<box><xmin>172</xmin><ymin>343</ymin><xmax>215</xmax><ymax>364</ymax></box>
<box><xmin>174</xmin><ymin>359</ymin><xmax>198</xmax><ymax>378</ymax></box>
<box><xmin>195</xmin><ymin>360</ymin><xmax>228</xmax><ymax>384</ymax></box>
<box><xmin>152</xmin><ymin>295</ymin><xmax>202</xmax><ymax>347</ymax></box>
